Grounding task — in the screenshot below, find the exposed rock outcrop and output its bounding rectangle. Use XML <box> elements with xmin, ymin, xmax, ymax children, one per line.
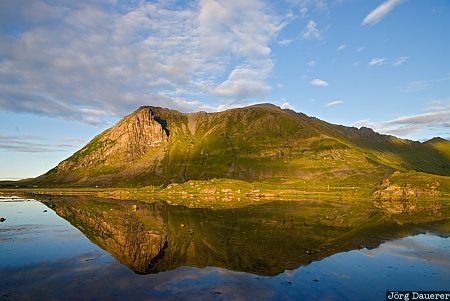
<box><xmin>372</xmin><ymin>179</ymin><xmax>442</xmax><ymax>214</ymax></box>
<box><xmin>373</xmin><ymin>181</ymin><xmax>441</xmax><ymax>202</ymax></box>
<box><xmin>58</xmin><ymin>108</ymin><xmax>169</xmax><ymax>171</ymax></box>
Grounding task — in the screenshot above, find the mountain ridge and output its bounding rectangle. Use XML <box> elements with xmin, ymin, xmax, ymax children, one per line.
<box><xmin>33</xmin><ymin>103</ymin><xmax>450</xmax><ymax>187</ymax></box>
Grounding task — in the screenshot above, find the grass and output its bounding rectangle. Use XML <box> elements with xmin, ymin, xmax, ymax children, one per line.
<box><xmin>3</xmin><ymin>171</ymin><xmax>450</xmax><ymax>210</ymax></box>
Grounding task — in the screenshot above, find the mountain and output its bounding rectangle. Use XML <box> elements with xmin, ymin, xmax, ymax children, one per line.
<box><xmin>44</xmin><ymin>197</ymin><xmax>450</xmax><ymax>275</ymax></box>
<box><xmin>34</xmin><ymin>103</ymin><xmax>450</xmax><ymax>187</ymax></box>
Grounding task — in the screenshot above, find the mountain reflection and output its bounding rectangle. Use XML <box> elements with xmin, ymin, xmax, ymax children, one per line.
<box><xmin>44</xmin><ymin>198</ymin><xmax>450</xmax><ymax>275</ymax></box>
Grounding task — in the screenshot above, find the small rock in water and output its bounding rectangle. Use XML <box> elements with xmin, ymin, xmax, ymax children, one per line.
<box><xmin>281</xmin><ymin>281</ymin><xmax>293</xmax><ymax>285</ymax></box>
<box><xmin>0</xmin><ymin>217</ymin><xmax>6</xmax><ymax>222</ymax></box>
<box><xmin>43</xmin><ymin>210</ymin><xmax>48</xmax><ymax>213</ymax></box>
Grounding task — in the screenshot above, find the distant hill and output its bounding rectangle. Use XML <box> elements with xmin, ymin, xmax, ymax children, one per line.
<box><xmin>32</xmin><ymin>104</ymin><xmax>450</xmax><ymax>187</ymax></box>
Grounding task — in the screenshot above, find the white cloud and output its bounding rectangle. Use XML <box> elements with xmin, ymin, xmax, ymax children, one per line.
<box><xmin>210</xmin><ymin>64</ymin><xmax>272</xmax><ymax>98</ymax></box>
<box><xmin>215</xmin><ymin>101</ymin><xmax>259</xmax><ymax>112</ymax></box>
<box><xmin>336</xmin><ymin>44</ymin><xmax>347</xmax><ymax>51</ymax></box>
<box><xmin>302</xmin><ymin>20</ymin><xmax>321</xmax><ymax>40</ymax></box>
<box><xmin>354</xmin><ymin>110</ymin><xmax>450</xmax><ymax>136</ymax></box>
<box><xmin>307</xmin><ymin>60</ymin><xmax>316</xmax><ymax>66</ymax></box>
<box><xmin>368</xmin><ymin>57</ymin><xmax>387</xmax><ymax>66</ymax></box>
<box><xmin>278</xmin><ymin>39</ymin><xmax>294</xmax><ymax>46</ymax></box>
<box><xmin>357</xmin><ymin>46</ymin><xmax>365</xmax><ymax>52</ymax></box>
<box><xmin>387</xmin><ymin>111</ymin><xmax>450</xmax><ymax>125</ymax></box>
<box><xmin>324</xmin><ymin>100</ymin><xmax>343</xmax><ymax>107</ymax></box>
<box><xmin>362</xmin><ymin>0</ymin><xmax>406</xmax><ymax>26</ymax></box>
<box><xmin>393</xmin><ymin>56</ymin><xmax>409</xmax><ymax>66</ymax></box>
<box><xmin>0</xmin><ymin>0</ymin><xmax>288</xmax><ymax>123</ymax></box>
<box><xmin>281</xmin><ymin>101</ymin><xmax>295</xmax><ymax>110</ymax></box>
<box><xmin>310</xmin><ymin>78</ymin><xmax>328</xmax><ymax>87</ymax></box>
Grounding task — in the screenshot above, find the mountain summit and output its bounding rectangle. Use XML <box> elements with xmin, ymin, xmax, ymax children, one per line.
<box><xmin>36</xmin><ymin>104</ymin><xmax>450</xmax><ymax>187</ymax></box>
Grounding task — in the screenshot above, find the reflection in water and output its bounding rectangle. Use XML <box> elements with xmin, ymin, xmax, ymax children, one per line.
<box><xmin>1</xmin><ymin>197</ymin><xmax>450</xmax><ymax>300</ymax></box>
<box><xmin>45</xmin><ymin>198</ymin><xmax>450</xmax><ymax>275</ymax></box>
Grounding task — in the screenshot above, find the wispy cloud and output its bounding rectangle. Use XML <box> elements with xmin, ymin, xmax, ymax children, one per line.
<box><xmin>278</xmin><ymin>39</ymin><xmax>294</xmax><ymax>46</ymax></box>
<box><xmin>0</xmin><ymin>0</ymin><xmax>288</xmax><ymax>123</ymax></box>
<box><xmin>353</xmin><ymin>119</ymin><xmax>371</xmax><ymax>128</ymax></box>
<box><xmin>310</xmin><ymin>78</ymin><xmax>328</xmax><ymax>87</ymax></box>
<box><xmin>425</xmin><ymin>98</ymin><xmax>450</xmax><ymax>111</ymax></box>
<box><xmin>281</xmin><ymin>101</ymin><xmax>295</xmax><ymax>110</ymax></box>
<box><xmin>324</xmin><ymin>100</ymin><xmax>343</xmax><ymax>107</ymax></box>
<box><xmin>353</xmin><ymin>110</ymin><xmax>450</xmax><ymax>136</ymax></box>
<box><xmin>368</xmin><ymin>57</ymin><xmax>387</xmax><ymax>66</ymax></box>
<box><xmin>362</xmin><ymin>0</ymin><xmax>406</xmax><ymax>26</ymax></box>
<box><xmin>393</xmin><ymin>56</ymin><xmax>409</xmax><ymax>66</ymax></box>
<box><xmin>300</xmin><ymin>7</ymin><xmax>309</xmax><ymax>18</ymax></box>
<box><xmin>403</xmin><ymin>80</ymin><xmax>429</xmax><ymax>92</ymax></box>
<box><xmin>357</xmin><ymin>46</ymin><xmax>365</xmax><ymax>52</ymax></box>
<box><xmin>387</xmin><ymin>111</ymin><xmax>450</xmax><ymax>126</ymax></box>
<box><xmin>0</xmin><ymin>134</ymin><xmax>82</xmax><ymax>153</ymax></box>
<box><xmin>287</xmin><ymin>0</ymin><xmax>329</xmax><ymax>14</ymax></box>
<box><xmin>307</xmin><ymin>60</ymin><xmax>316</xmax><ymax>67</ymax></box>
<box><xmin>336</xmin><ymin>44</ymin><xmax>347</xmax><ymax>51</ymax></box>
<box><xmin>403</xmin><ymin>76</ymin><xmax>450</xmax><ymax>92</ymax></box>
<box><xmin>302</xmin><ymin>20</ymin><xmax>321</xmax><ymax>40</ymax></box>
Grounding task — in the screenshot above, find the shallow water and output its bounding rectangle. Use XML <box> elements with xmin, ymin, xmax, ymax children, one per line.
<box><xmin>0</xmin><ymin>196</ymin><xmax>449</xmax><ymax>300</ymax></box>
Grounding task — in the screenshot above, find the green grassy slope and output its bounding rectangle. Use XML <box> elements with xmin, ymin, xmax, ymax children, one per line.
<box><xmin>31</xmin><ymin>104</ymin><xmax>450</xmax><ymax>188</ymax></box>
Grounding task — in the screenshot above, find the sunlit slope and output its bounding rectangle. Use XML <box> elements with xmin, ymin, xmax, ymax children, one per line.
<box><xmin>34</xmin><ymin>104</ymin><xmax>450</xmax><ymax>187</ymax></box>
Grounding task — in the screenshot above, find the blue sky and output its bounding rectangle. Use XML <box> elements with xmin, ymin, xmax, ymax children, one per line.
<box><xmin>1</xmin><ymin>0</ymin><xmax>449</xmax><ymax>179</ymax></box>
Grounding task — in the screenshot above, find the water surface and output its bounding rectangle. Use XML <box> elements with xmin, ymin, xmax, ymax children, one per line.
<box><xmin>0</xmin><ymin>196</ymin><xmax>449</xmax><ymax>300</ymax></box>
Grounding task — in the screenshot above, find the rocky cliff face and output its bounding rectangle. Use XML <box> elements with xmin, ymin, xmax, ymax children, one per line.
<box><xmin>58</xmin><ymin>107</ymin><xmax>169</xmax><ymax>171</ymax></box>
<box><xmin>104</xmin><ymin>107</ymin><xmax>169</xmax><ymax>159</ymax></box>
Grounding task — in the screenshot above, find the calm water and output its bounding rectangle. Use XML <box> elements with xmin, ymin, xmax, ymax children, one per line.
<box><xmin>0</xmin><ymin>196</ymin><xmax>449</xmax><ymax>300</ymax></box>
